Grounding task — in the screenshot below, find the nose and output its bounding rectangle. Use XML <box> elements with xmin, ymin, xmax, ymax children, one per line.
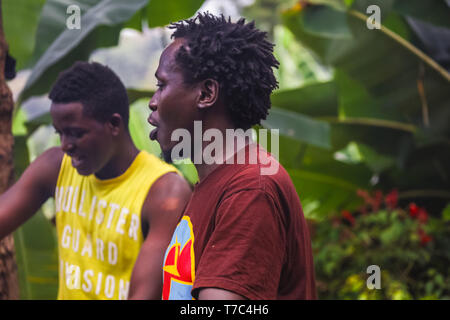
<box><xmin>149</xmin><ymin>94</ymin><xmax>157</xmax><ymax>112</ymax></box>
<box><xmin>60</xmin><ymin>135</ymin><xmax>75</xmax><ymax>154</ymax></box>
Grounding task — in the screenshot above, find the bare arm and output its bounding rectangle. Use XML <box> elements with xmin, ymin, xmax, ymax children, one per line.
<box><xmin>128</xmin><ymin>172</ymin><xmax>192</xmax><ymax>299</ymax></box>
<box><xmin>0</xmin><ymin>147</ymin><xmax>63</xmax><ymax>240</ymax></box>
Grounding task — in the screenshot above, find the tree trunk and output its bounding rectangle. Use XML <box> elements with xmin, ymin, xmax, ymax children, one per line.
<box><xmin>0</xmin><ymin>0</ymin><xmax>19</xmax><ymax>300</ymax></box>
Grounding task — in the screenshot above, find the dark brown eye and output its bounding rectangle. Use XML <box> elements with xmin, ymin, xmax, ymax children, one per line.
<box><xmin>69</xmin><ymin>129</ymin><xmax>86</xmax><ymax>138</ymax></box>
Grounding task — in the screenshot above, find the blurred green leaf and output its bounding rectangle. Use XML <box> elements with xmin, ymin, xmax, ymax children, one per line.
<box><xmin>303</xmin><ymin>4</ymin><xmax>352</xmax><ymax>39</ymax></box>
<box><xmin>146</xmin><ymin>0</ymin><xmax>204</xmax><ymax>28</ymax></box>
<box><xmin>287</xmin><ymin>164</ymin><xmax>369</xmax><ymax>219</ymax></box>
<box><xmin>12</xmin><ymin>108</ymin><xmax>28</xmax><ymax>136</ymax></box>
<box><xmin>442</xmin><ymin>203</ymin><xmax>450</xmax><ymax>222</ymax></box>
<box><xmin>2</xmin><ymin>0</ymin><xmax>46</xmax><ymax>70</ymax></box>
<box><xmin>28</xmin><ymin>0</ymin><xmax>101</xmax><ymax>66</ymax></box>
<box><xmin>350</xmin><ymin>0</ymin><xmax>395</xmax><ymax>17</ymax></box>
<box><xmin>307</xmin><ymin>0</ymin><xmax>346</xmax><ymax>11</ymax></box>
<box><xmin>20</xmin><ymin>0</ymin><xmax>149</xmax><ymax>102</ymax></box>
<box><xmin>282</xmin><ymin>0</ymin><xmax>450</xmax><ymax>209</ymax></box>
<box><xmin>13</xmin><ymin>211</ymin><xmax>58</xmax><ymax>300</ymax></box>
<box><xmin>344</xmin><ymin>0</ymin><xmax>355</xmax><ymax>7</ymax></box>
<box><xmin>273</xmin><ymin>24</ymin><xmax>332</xmax><ymax>89</ymax></box>
<box><xmin>334</xmin><ymin>142</ymin><xmax>395</xmax><ymax>173</ymax></box>
<box><xmin>13</xmin><ymin>135</ymin><xmax>58</xmax><ymax>299</ymax></box>
<box><xmin>129</xmin><ymin>98</ymin><xmax>161</xmax><ymax>157</ymax></box>
<box><xmin>263</xmin><ymin>107</ymin><xmax>331</xmax><ymax>149</ymax></box>
<box><xmin>127</xmin><ymin>88</ymin><xmax>154</xmax><ymax>105</ymax></box>
<box><xmin>335</xmin><ymin>70</ymin><xmax>404</xmax><ymax>122</ymax></box>
<box><xmin>290</xmin><ymin>168</ymin><xmax>362</xmax><ymax>219</ymax></box>
<box><xmin>392</xmin><ymin>0</ymin><xmax>450</xmax><ymax>29</ymax></box>
<box><xmin>271</xmin><ymin>81</ymin><xmax>338</xmax><ymax>116</ymax></box>
<box><xmin>380</xmin><ymin>220</ymin><xmax>403</xmax><ymax>245</ymax></box>
<box><xmin>124</xmin><ymin>7</ymin><xmax>146</xmax><ymax>31</ymax></box>
<box><xmin>24</xmin><ymin>112</ymin><xmax>53</xmax><ymax>137</ymax></box>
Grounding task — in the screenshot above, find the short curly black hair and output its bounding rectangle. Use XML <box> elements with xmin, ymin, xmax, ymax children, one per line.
<box><xmin>169</xmin><ymin>13</ymin><xmax>279</xmax><ymax>130</ymax></box>
<box><xmin>49</xmin><ymin>61</ymin><xmax>130</xmax><ymax>129</ymax></box>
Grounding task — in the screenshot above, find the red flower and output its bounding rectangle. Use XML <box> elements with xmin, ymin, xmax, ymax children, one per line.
<box><xmin>409</xmin><ymin>203</ymin><xmax>419</xmax><ymax>218</ymax></box>
<box><xmin>373</xmin><ymin>190</ymin><xmax>383</xmax><ymax>211</ymax></box>
<box><xmin>385</xmin><ymin>189</ymin><xmax>398</xmax><ymax>209</ymax></box>
<box><xmin>417</xmin><ymin>209</ymin><xmax>428</xmax><ymax>224</ymax></box>
<box><xmin>418</xmin><ymin>228</ymin><xmax>432</xmax><ymax>246</ymax></box>
<box><xmin>409</xmin><ymin>203</ymin><xmax>428</xmax><ymax>224</ymax></box>
<box><xmin>341</xmin><ymin>210</ymin><xmax>356</xmax><ymax>226</ymax></box>
<box><xmin>357</xmin><ymin>189</ymin><xmax>372</xmax><ymax>205</ymax></box>
<box><xmin>356</xmin><ymin>189</ymin><xmax>384</xmax><ymax>212</ymax></box>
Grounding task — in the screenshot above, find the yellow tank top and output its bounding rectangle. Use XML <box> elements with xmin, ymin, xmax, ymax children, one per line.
<box><xmin>55</xmin><ymin>151</ymin><xmax>177</xmax><ymax>300</ymax></box>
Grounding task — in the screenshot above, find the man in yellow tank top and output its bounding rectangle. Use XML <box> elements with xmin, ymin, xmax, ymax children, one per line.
<box><xmin>0</xmin><ymin>61</ymin><xmax>192</xmax><ymax>299</ymax></box>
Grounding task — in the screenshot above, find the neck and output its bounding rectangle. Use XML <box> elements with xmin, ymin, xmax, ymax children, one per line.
<box><xmin>95</xmin><ymin>134</ymin><xmax>139</xmax><ymax>180</ymax></box>
<box><xmin>193</xmin><ymin>120</ymin><xmax>253</xmax><ymax>182</ymax></box>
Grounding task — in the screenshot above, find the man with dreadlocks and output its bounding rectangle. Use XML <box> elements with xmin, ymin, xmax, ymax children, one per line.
<box><xmin>148</xmin><ymin>13</ymin><xmax>316</xmax><ymax>300</ymax></box>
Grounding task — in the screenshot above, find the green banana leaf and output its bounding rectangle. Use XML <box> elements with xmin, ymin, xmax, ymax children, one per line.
<box><xmin>128</xmin><ymin>88</ymin><xmax>155</xmax><ymax>105</ymax></box>
<box><xmin>27</xmin><ymin>0</ymin><xmax>110</xmax><ymax>66</ymax></box>
<box><xmin>12</xmin><ymin>135</ymin><xmax>58</xmax><ymax>299</ymax></box>
<box><xmin>282</xmin><ymin>1</ymin><xmax>450</xmax><ymax>128</ymax></box>
<box><xmin>388</xmin><ymin>0</ymin><xmax>450</xmax><ymax>29</ymax></box>
<box><xmin>278</xmin><ymin>134</ymin><xmax>371</xmax><ymax>220</ymax></box>
<box><xmin>2</xmin><ymin>0</ymin><xmax>46</xmax><ymax>70</ymax></box>
<box><xmin>146</xmin><ymin>0</ymin><xmax>204</xmax><ymax>28</ymax></box>
<box><xmin>280</xmin><ymin>0</ymin><xmax>450</xmax><ymax>203</ymax></box>
<box><xmin>268</xmin><ymin>82</ymin><xmax>401</xmax><ymax>217</ymax></box>
<box><xmin>19</xmin><ymin>0</ymin><xmax>149</xmax><ymax>102</ymax></box>
<box><xmin>262</xmin><ymin>107</ymin><xmax>331</xmax><ymax>149</ymax></box>
<box><xmin>13</xmin><ymin>211</ymin><xmax>59</xmax><ymax>300</ymax></box>
<box><xmin>271</xmin><ymin>81</ymin><xmax>338</xmax><ymax>117</ymax></box>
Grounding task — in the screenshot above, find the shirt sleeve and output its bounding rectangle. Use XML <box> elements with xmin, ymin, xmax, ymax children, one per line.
<box><xmin>192</xmin><ymin>189</ymin><xmax>286</xmax><ymax>300</ymax></box>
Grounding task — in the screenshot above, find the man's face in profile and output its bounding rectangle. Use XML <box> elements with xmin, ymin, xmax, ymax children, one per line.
<box><xmin>148</xmin><ymin>38</ymin><xmax>201</xmax><ymax>163</ymax></box>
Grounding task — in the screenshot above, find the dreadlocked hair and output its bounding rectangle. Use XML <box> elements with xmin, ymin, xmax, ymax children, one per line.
<box><xmin>49</xmin><ymin>61</ymin><xmax>130</xmax><ymax>129</ymax></box>
<box><xmin>169</xmin><ymin>12</ymin><xmax>279</xmax><ymax>130</ymax></box>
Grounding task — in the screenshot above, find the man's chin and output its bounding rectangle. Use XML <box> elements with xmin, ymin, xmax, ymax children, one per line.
<box><xmin>76</xmin><ymin>168</ymin><xmax>92</xmax><ymax>176</ymax></box>
<box><xmin>161</xmin><ymin>144</ymin><xmax>191</xmax><ymax>164</ymax></box>
<box><xmin>161</xmin><ymin>148</ymin><xmax>173</xmax><ymax>164</ymax></box>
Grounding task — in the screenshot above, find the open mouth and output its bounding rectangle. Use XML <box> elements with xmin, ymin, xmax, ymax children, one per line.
<box><xmin>150</xmin><ymin>128</ymin><xmax>158</xmax><ymax>141</ymax></box>
<box><xmin>148</xmin><ymin>114</ymin><xmax>159</xmax><ymax>141</ymax></box>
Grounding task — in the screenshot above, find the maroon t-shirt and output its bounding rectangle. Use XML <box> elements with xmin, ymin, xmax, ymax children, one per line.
<box><xmin>162</xmin><ymin>144</ymin><xmax>316</xmax><ymax>300</ymax></box>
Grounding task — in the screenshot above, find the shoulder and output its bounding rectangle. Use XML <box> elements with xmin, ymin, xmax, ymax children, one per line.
<box><xmin>133</xmin><ymin>151</ymin><xmax>181</xmax><ymax>183</ymax></box>
<box><xmin>37</xmin><ymin>146</ymin><xmax>65</xmax><ymax>166</ymax></box>
<box><xmin>135</xmin><ymin>151</ymin><xmax>190</xmax><ymax>205</ymax></box>
<box><xmin>28</xmin><ymin>147</ymin><xmax>64</xmax><ymax>177</ymax></box>
<box><xmin>148</xmin><ymin>171</ymin><xmax>192</xmax><ymax>197</ymax></box>
<box><xmin>19</xmin><ymin>147</ymin><xmax>64</xmax><ymax>197</ymax></box>
<box><xmin>224</xmin><ymin>153</ymin><xmax>292</xmax><ymax>197</ymax></box>
<box><xmin>137</xmin><ymin>151</ymin><xmax>175</xmax><ymax>171</ymax></box>
<box><xmin>218</xmin><ymin>151</ymin><xmax>297</xmax><ymax>219</ymax></box>
<box><xmin>141</xmin><ymin>171</ymin><xmax>192</xmax><ymax>224</ymax></box>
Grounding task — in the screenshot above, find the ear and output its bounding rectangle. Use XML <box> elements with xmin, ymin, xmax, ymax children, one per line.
<box><xmin>107</xmin><ymin>113</ymin><xmax>123</xmax><ymax>136</ymax></box>
<box><xmin>197</xmin><ymin>79</ymin><xmax>219</xmax><ymax>109</ymax></box>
